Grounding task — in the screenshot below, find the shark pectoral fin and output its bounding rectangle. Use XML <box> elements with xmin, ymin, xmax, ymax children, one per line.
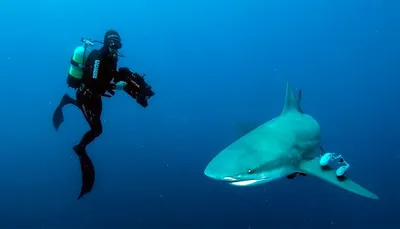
<box><xmin>299</xmin><ymin>158</ymin><xmax>379</xmax><ymax>200</ymax></box>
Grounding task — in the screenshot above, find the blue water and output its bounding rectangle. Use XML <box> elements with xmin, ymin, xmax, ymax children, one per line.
<box><xmin>0</xmin><ymin>0</ymin><xmax>398</xmax><ymax>228</ymax></box>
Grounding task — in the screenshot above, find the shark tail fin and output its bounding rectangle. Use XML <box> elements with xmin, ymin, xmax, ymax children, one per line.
<box><xmin>281</xmin><ymin>82</ymin><xmax>302</xmax><ymax>115</ymax></box>
<box><xmin>299</xmin><ymin>158</ymin><xmax>379</xmax><ymax>200</ymax></box>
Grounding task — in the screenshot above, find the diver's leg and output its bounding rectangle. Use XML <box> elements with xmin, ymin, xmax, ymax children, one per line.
<box><xmin>74</xmin><ymin>97</ymin><xmax>103</xmax><ymax>155</ymax></box>
<box><xmin>58</xmin><ymin>93</ymin><xmax>79</xmax><ymax>109</ymax></box>
<box><xmin>53</xmin><ymin>93</ymin><xmax>79</xmax><ymax>130</ymax></box>
<box><xmin>61</xmin><ymin>93</ymin><xmax>79</xmax><ymax>107</ymax></box>
<box><xmin>72</xmin><ymin>92</ymin><xmax>99</xmax><ymax>200</ymax></box>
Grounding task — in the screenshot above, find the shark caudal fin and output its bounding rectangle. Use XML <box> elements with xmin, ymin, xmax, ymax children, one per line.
<box><xmin>299</xmin><ymin>158</ymin><xmax>379</xmax><ymax>200</ymax></box>
<box><xmin>281</xmin><ymin>82</ymin><xmax>302</xmax><ymax>116</ymax></box>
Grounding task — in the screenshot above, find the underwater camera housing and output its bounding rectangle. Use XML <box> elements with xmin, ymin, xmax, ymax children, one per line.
<box><xmin>116</xmin><ymin>67</ymin><xmax>155</xmax><ymax>107</ymax></box>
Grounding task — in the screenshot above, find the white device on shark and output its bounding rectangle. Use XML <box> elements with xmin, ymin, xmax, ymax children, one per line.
<box><xmin>320</xmin><ymin>152</ymin><xmax>350</xmax><ymax>177</ymax></box>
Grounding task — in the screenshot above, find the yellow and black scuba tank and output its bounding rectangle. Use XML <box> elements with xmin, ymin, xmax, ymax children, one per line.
<box><xmin>66</xmin><ymin>38</ymin><xmax>94</xmax><ymax>88</ymax></box>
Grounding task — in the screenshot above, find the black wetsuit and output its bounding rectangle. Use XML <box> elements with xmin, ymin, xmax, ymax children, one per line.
<box><xmin>52</xmin><ymin>46</ymin><xmax>118</xmax><ymax>199</ymax></box>
<box><xmin>75</xmin><ymin>47</ymin><xmax>118</xmax><ymax>151</ymax></box>
<box><xmin>56</xmin><ymin>46</ymin><xmax>117</xmax><ymax>148</ymax></box>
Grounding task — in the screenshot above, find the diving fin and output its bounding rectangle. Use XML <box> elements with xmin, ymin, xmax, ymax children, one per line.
<box><xmin>73</xmin><ymin>145</ymin><xmax>95</xmax><ymax>200</ymax></box>
<box><xmin>53</xmin><ymin>94</ymin><xmax>77</xmax><ymax>131</ymax></box>
<box><xmin>299</xmin><ymin>158</ymin><xmax>379</xmax><ymax>200</ymax></box>
<box><xmin>52</xmin><ymin>106</ymin><xmax>64</xmax><ymax>131</ymax></box>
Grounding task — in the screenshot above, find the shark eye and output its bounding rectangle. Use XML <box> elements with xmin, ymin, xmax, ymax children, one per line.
<box><xmin>247</xmin><ymin>169</ymin><xmax>254</xmax><ymax>174</ymax></box>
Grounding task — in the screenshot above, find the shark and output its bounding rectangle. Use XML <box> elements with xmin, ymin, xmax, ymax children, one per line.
<box><xmin>204</xmin><ymin>82</ymin><xmax>379</xmax><ymax>200</ymax></box>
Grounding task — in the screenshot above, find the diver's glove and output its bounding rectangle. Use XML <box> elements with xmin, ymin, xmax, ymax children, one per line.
<box><xmin>113</xmin><ymin>81</ymin><xmax>127</xmax><ymax>90</ymax></box>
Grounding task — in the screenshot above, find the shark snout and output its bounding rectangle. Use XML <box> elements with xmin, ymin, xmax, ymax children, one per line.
<box><xmin>204</xmin><ymin>163</ymin><xmax>221</xmax><ymax>180</ymax></box>
<box><xmin>204</xmin><ymin>165</ymin><xmax>241</xmax><ymax>183</ymax></box>
<box><xmin>204</xmin><ymin>149</ymin><xmax>254</xmax><ymax>181</ymax></box>
<box><xmin>204</xmin><ymin>160</ymin><xmax>252</xmax><ymax>182</ymax></box>
<box><xmin>204</xmin><ymin>159</ymin><xmax>233</xmax><ymax>181</ymax></box>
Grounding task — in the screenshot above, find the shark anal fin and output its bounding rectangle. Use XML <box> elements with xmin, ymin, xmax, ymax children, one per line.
<box><xmin>299</xmin><ymin>158</ymin><xmax>379</xmax><ymax>200</ymax></box>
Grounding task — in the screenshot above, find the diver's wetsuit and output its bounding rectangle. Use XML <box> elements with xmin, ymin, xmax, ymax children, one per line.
<box><xmin>52</xmin><ymin>30</ymin><xmax>123</xmax><ymax>200</ymax></box>
<box><xmin>52</xmin><ymin>46</ymin><xmax>118</xmax><ymax>200</ymax></box>
<box><xmin>56</xmin><ymin>46</ymin><xmax>118</xmax><ymax>154</ymax></box>
<box><xmin>74</xmin><ymin>47</ymin><xmax>118</xmax><ymax>154</ymax></box>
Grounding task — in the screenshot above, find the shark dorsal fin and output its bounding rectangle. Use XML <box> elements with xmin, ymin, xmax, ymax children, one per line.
<box><xmin>281</xmin><ymin>82</ymin><xmax>302</xmax><ymax>115</ymax></box>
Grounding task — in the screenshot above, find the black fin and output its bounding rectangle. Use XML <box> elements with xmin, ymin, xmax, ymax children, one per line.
<box><xmin>53</xmin><ymin>94</ymin><xmax>78</xmax><ymax>130</ymax></box>
<box><xmin>74</xmin><ymin>146</ymin><xmax>95</xmax><ymax>200</ymax></box>
<box><xmin>52</xmin><ymin>107</ymin><xmax>64</xmax><ymax>131</ymax></box>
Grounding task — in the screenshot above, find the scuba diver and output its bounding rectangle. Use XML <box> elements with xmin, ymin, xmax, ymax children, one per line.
<box><xmin>52</xmin><ymin>30</ymin><xmax>155</xmax><ymax>200</ymax></box>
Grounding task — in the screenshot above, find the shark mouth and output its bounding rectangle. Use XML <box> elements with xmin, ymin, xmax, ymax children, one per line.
<box><xmin>223</xmin><ymin>177</ymin><xmax>263</xmax><ymax>186</ymax></box>
<box><xmin>229</xmin><ymin>179</ymin><xmax>260</xmax><ymax>186</ymax></box>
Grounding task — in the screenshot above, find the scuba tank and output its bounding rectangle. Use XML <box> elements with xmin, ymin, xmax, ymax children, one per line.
<box><xmin>66</xmin><ymin>37</ymin><xmax>125</xmax><ymax>89</ymax></box>
<box><xmin>66</xmin><ymin>38</ymin><xmax>95</xmax><ymax>88</ymax></box>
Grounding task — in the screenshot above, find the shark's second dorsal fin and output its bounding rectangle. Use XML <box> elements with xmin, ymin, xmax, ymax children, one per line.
<box><xmin>281</xmin><ymin>82</ymin><xmax>301</xmax><ymax>115</ymax></box>
<box><xmin>297</xmin><ymin>89</ymin><xmax>304</xmax><ymax>114</ymax></box>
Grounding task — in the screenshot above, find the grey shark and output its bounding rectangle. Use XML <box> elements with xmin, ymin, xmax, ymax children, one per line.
<box><xmin>204</xmin><ymin>82</ymin><xmax>379</xmax><ymax>200</ymax></box>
